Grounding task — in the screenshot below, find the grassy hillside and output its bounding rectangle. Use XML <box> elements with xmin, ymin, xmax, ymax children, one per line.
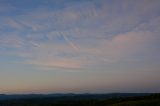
<box><xmin>110</xmin><ymin>99</ymin><xmax>160</xmax><ymax>106</ymax></box>
<box><xmin>108</xmin><ymin>94</ymin><xmax>160</xmax><ymax>106</ymax></box>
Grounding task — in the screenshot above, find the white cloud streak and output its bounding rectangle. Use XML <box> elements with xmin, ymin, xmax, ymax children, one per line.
<box><xmin>61</xmin><ymin>33</ymin><xmax>79</xmax><ymax>51</ymax></box>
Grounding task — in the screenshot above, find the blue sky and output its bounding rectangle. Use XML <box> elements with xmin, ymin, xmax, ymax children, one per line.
<box><xmin>0</xmin><ymin>0</ymin><xmax>160</xmax><ymax>94</ymax></box>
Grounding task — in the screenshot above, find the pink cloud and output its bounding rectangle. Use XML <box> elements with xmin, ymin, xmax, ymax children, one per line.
<box><xmin>78</xmin><ymin>30</ymin><xmax>156</xmax><ymax>63</ymax></box>
<box><xmin>26</xmin><ymin>58</ymin><xmax>85</xmax><ymax>70</ymax></box>
<box><xmin>112</xmin><ymin>31</ymin><xmax>153</xmax><ymax>48</ymax></box>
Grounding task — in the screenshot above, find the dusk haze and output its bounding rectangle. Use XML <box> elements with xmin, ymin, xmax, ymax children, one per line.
<box><xmin>0</xmin><ymin>0</ymin><xmax>160</xmax><ymax>94</ymax></box>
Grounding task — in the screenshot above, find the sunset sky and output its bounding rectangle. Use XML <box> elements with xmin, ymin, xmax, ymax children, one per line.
<box><xmin>0</xmin><ymin>0</ymin><xmax>160</xmax><ymax>94</ymax></box>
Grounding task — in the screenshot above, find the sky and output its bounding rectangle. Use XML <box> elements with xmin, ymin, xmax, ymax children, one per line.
<box><xmin>0</xmin><ymin>0</ymin><xmax>160</xmax><ymax>94</ymax></box>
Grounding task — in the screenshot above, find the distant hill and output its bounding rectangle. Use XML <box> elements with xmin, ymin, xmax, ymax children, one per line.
<box><xmin>0</xmin><ymin>93</ymin><xmax>150</xmax><ymax>100</ymax></box>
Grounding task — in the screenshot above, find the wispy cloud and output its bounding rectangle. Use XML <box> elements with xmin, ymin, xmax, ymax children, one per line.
<box><xmin>0</xmin><ymin>0</ymin><xmax>159</xmax><ymax>71</ymax></box>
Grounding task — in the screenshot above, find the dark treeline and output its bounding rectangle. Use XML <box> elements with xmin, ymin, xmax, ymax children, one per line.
<box><xmin>0</xmin><ymin>93</ymin><xmax>159</xmax><ymax>106</ymax></box>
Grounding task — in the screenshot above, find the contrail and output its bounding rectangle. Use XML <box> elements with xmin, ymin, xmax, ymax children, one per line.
<box><xmin>61</xmin><ymin>33</ymin><xmax>79</xmax><ymax>51</ymax></box>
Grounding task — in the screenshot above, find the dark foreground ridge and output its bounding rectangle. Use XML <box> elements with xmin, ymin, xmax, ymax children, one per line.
<box><xmin>0</xmin><ymin>93</ymin><xmax>159</xmax><ymax>106</ymax></box>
